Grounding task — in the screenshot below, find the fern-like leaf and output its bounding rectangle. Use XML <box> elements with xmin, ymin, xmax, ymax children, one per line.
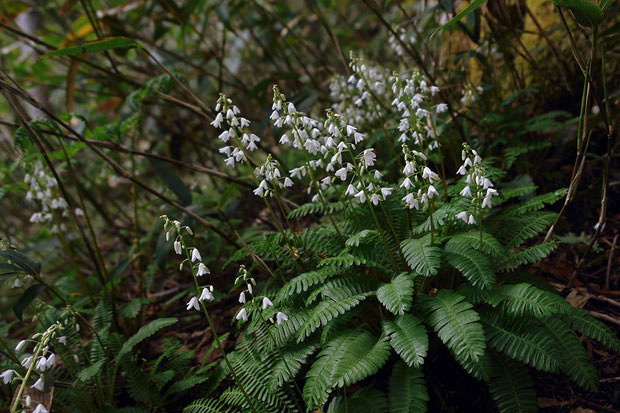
<box><xmin>388</xmin><ymin>361</ymin><xmax>428</xmax><ymax>413</ymax></box>
<box><xmin>447</xmin><ymin>231</ymin><xmax>504</xmax><ymax>257</ymax></box>
<box><xmin>564</xmin><ymin>308</ymin><xmax>620</xmax><ymax>351</ymax></box>
<box><xmin>488</xmin><ymin>352</ymin><xmax>538</xmax><ymax>413</ymax></box>
<box><xmin>419</xmin><ymin>290</ymin><xmax>488</xmax><ymax>378</ymax></box>
<box><xmin>183</xmin><ymin>398</ymin><xmax>229</xmax><ymax>413</ymax></box>
<box><xmin>543</xmin><ymin>317</ymin><xmax>598</xmax><ymax>390</ymax></box>
<box><xmin>116</xmin><ymin>318</ymin><xmax>178</xmax><ymax>360</ymax></box>
<box><xmin>303</xmin><ymin>329</ymin><xmax>389</xmax><ymax>408</ymax></box>
<box><xmin>297</xmin><ymin>293</ymin><xmax>372</xmax><ymax>342</ymax></box>
<box><xmin>382</xmin><ymin>314</ymin><xmax>428</xmax><ymax>367</ymax></box>
<box><xmin>481</xmin><ymin>310</ymin><xmax>560</xmax><ymax>373</ymax></box>
<box><xmin>485</xmin><ymin>283</ymin><xmax>572</xmax><ymax>319</ymax></box>
<box><xmin>443</xmin><ymin>241</ymin><xmax>495</xmax><ymax>289</ymax></box>
<box><xmin>497</xmin><ymin>243</ymin><xmax>557</xmax><ymax>271</ymax></box>
<box><xmin>376</xmin><ymin>273</ymin><xmax>414</xmax><ymax>315</ymax></box>
<box><xmin>268</xmin><ymin>341</ymin><xmax>319</xmax><ymax>390</ymax></box>
<box><xmin>401</xmin><ymin>237</ymin><xmax>440</xmax><ymax>276</ymax></box>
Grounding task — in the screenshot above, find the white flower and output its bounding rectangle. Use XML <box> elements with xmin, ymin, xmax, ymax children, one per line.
<box><xmin>463</xmin><ymin>157</ymin><xmax>472</xmax><ymax>168</ymax></box>
<box><xmin>253</xmin><ymin>180</ymin><xmax>268</xmax><ymax>197</ymax></box>
<box><xmin>22</xmin><ymin>356</ymin><xmax>34</xmax><ymax>369</ymax></box>
<box><xmin>363</xmin><ymin>149</ymin><xmax>376</xmax><ymax>168</ymax></box>
<box><xmin>456</xmin><ymin>211</ymin><xmax>468</xmax><ymax>222</ymax></box>
<box><xmin>422</xmin><ymin>167</ymin><xmax>438</xmax><ymax>183</ymax></box>
<box><xmin>335</xmin><ymin>167</ymin><xmax>348</xmax><ymax>181</ymax></box>
<box><xmin>355</xmin><ymin>190</ymin><xmax>367</xmax><ymax>203</ymax></box>
<box><xmin>46</xmin><ymin>353</ymin><xmax>55</xmax><ymax>369</ymax></box>
<box><xmin>199</xmin><ymin>288</ymin><xmax>214</xmax><ymax>301</ymax></box>
<box><xmin>197</xmin><ymin>263</ymin><xmax>209</xmax><ymax>276</ymax></box>
<box><xmin>12</xmin><ymin>278</ymin><xmax>23</xmax><ymax>288</ymax></box>
<box><xmin>173</xmin><ymin>241</ymin><xmax>183</xmax><ymax>255</ymax></box>
<box><xmin>191</xmin><ymin>248</ymin><xmax>202</xmax><ymax>262</ymax></box>
<box><xmin>353</xmin><ymin>132</ymin><xmax>365</xmax><ymax>144</ymax></box>
<box><xmin>32</xmin><ymin>377</ymin><xmax>44</xmax><ymax>391</ymax></box>
<box><xmin>483</xmin><ymin>179</ymin><xmax>494</xmax><ymax>190</ymax></box>
<box><xmin>210</xmin><ymin>113</ymin><xmax>224</xmax><ymax>129</ymax></box>
<box><xmin>374</xmin><ymin>170</ymin><xmax>383</xmax><ymax>179</ymax></box>
<box><xmin>437</xmin><ymin>103</ymin><xmax>448</xmax><ymax>113</ymax></box>
<box><xmin>276</xmin><ymin>312</ymin><xmax>288</xmax><ymax>325</ymax></box>
<box><xmin>262</xmin><ymin>297</ymin><xmax>273</xmax><ymax>310</ymax></box>
<box><xmin>186</xmin><ymin>296</ymin><xmax>200</xmax><ymax>311</ymax></box>
<box><xmin>486</xmin><ymin>188</ymin><xmax>498</xmax><ymax>198</ymax></box>
<box><xmin>457</xmin><ymin>165</ymin><xmax>467</xmax><ymax>175</ymax></box>
<box><xmin>370</xmin><ymin>193</ymin><xmax>380</xmax><ymax>205</ymax></box>
<box><xmin>16</xmin><ymin>340</ymin><xmax>27</xmax><ymax>352</ymax></box>
<box><xmin>0</xmin><ymin>370</ymin><xmax>15</xmax><ymax>384</ymax></box>
<box><xmin>36</xmin><ymin>356</ymin><xmax>47</xmax><ymax>372</ymax></box>
<box><xmin>287</xmin><ymin>102</ymin><xmax>296</xmax><ymax>114</ymax></box>
<box><xmin>239</xmin><ymin>291</ymin><xmax>246</xmax><ymax>304</ymax></box>
<box><xmin>33</xmin><ymin>404</ymin><xmax>48</xmax><ymax>413</ymax></box>
<box><xmin>218</xmin><ymin>130</ymin><xmax>230</xmax><ymax>142</ymax></box>
<box><xmin>460</xmin><ymin>186</ymin><xmax>472</xmax><ymax>197</ymax></box>
<box><xmin>427</xmin><ymin>185</ymin><xmax>439</xmax><ymax>199</ymax></box>
<box><xmin>236</xmin><ymin>308</ymin><xmax>248</xmax><ymax>322</ymax></box>
<box><xmin>468</xmin><ymin>214</ymin><xmax>476</xmax><ymax>225</ymax></box>
<box><xmin>346</xmin><ymin>184</ymin><xmax>357</xmax><ymax>196</ymax></box>
<box><xmin>403</xmin><ymin>162</ymin><xmax>415</xmax><ymax>176</ymax></box>
<box><xmin>346</xmin><ymin>125</ymin><xmax>357</xmax><ymax>136</ymax></box>
<box><xmin>380</xmin><ymin>187</ymin><xmax>392</xmax><ymax>198</ymax></box>
<box><xmin>401</xmin><ymin>177</ymin><xmax>413</xmax><ymax>190</ymax></box>
<box><xmin>481</xmin><ymin>196</ymin><xmax>492</xmax><ymax>209</ymax></box>
<box><xmin>58</xmin><ymin>336</ymin><xmax>67</xmax><ymax>345</ymax></box>
<box><xmin>283</xmin><ymin>177</ymin><xmax>293</xmax><ymax>188</ymax></box>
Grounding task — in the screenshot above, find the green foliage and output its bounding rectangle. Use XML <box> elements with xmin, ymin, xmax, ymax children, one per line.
<box><xmin>382</xmin><ymin>314</ymin><xmax>428</xmax><ymax>367</ymax></box>
<box><xmin>388</xmin><ymin>362</ymin><xmax>428</xmax><ymax>413</ymax></box>
<box><xmin>376</xmin><ymin>273</ymin><xmax>414</xmax><ymax>315</ymax></box>
<box><xmin>401</xmin><ymin>237</ymin><xmax>441</xmax><ymax>276</ymax></box>
<box><xmin>419</xmin><ymin>291</ymin><xmax>488</xmax><ymax>378</ymax></box>
<box><xmin>488</xmin><ymin>353</ymin><xmax>538</xmax><ymax>413</ymax></box>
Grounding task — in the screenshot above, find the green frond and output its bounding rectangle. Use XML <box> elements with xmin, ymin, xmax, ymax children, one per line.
<box><xmin>268</xmin><ymin>341</ymin><xmax>319</xmax><ymax>390</ymax></box>
<box><xmin>331</xmin><ymin>333</ymin><xmax>390</xmax><ymax>387</ymax></box>
<box><xmin>275</xmin><ymin>267</ymin><xmax>340</xmax><ymax>304</ymax></box>
<box><xmin>499</xmin><ymin>212</ymin><xmax>557</xmax><ymax>248</ymax></box>
<box><xmin>563</xmin><ymin>308</ymin><xmax>620</xmax><ymax>351</ymax></box>
<box><xmin>481</xmin><ymin>310</ymin><xmax>560</xmax><ymax>373</ymax></box>
<box><xmin>303</xmin><ymin>329</ymin><xmax>390</xmax><ymax>409</ymax></box>
<box><xmin>456</xmin><ymin>283</ymin><xmax>495</xmax><ymax>305</ymax></box>
<box><xmin>388</xmin><ymin>361</ymin><xmax>428</xmax><ymax>413</ymax></box>
<box><xmin>376</xmin><ymin>272</ymin><xmax>414</xmax><ymax>315</ymax></box>
<box><xmin>346</xmin><ymin>229</ymin><xmax>379</xmax><ymax>247</ymax></box>
<box><xmin>419</xmin><ymin>291</ymin><xmax>488</xmax><ymax>378</ymax></box>
<box><xmin>485</xmin><ymin>283</ymin><xmax>572</xmax><ymax>319</ymax></box>
<box><xmin>288</xmin><ymin>200</ymin><xmax>345</xmax><ymax>219</ymax></box>
<box><xmin>543</xmin><ymin>317</ymin><xmax>598</xmax><ymax>391</ymax></box>
<box><xmin>327</xmin><ymin>388</ymin><xmax>388</xmax><ymax>413</ymax></box>
<box><xmin>401</xmin><ymin>236</ymin><xmax>441</xmax><ymax>276</ymax></box>
<box><xmin>443</xmin><ymin>241</ymin><xmax>495</xmax><ymax>289</ymax></box>
<box><xmin>488</xmin><ymin>352</ymin><xmax>538</xmax><ymax>413</ymax></box>
<box><xmin>447</xmin><ymin>231</ymin><xmax>504</xmax><ymax>257</ymax></box>
<box><xmin>183</xmin><ymin>398</ymin><xmax>230</xmax><ymax>413</ymax></box>
<box><xmin>497</xmin><ymin>242</ymin><xmax>557</xmax><ymax>271</ymax></box>
<box><xmin>500</xmin><ymin>189</ymin><xmax>566</xmax><ymax>217</ymax></box>
<box><xmin>413</xmin><ymin>203</ymin><xmax>460</xmax><ymax>235</ymax></box>
<box><xmin>306</xmin><ymin>277</ymin><xmax>376</xmax><ymax>305</ymax></box>
<box><xmin>504</xmin><ymin>141</ymin><xmax>551</xmax><ymax>169</ymax></box>
<box><xmin>116</xmin><ymin>318</ymin><xmax>178</xmax><ymax>361</ymax></box>
<box><xmin>268</xmin><ymin>308</ymin><xmax>311</xmax><ymax>348</ymax></box>
<box><xmin>297</xmin><ymin>293</ymin><xmax>372</xmax><ymax>342</ymax></box>
<box><xmin>318</xmin><ymin>253</ymin><xmax>370</xmax><ymax>268</ymax></box>
<box><xmin>497</xmin><ymin>185</ymin><xmax>538</xmax><ymax>203</ymax></box>
<box><xmin>382</xmin><ymin>314</ymin><xmax>428</xmax><ymax>367</ymax></box>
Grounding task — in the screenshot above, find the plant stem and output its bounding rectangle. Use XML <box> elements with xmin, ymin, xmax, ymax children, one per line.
<box><xmin>11</xmin><ymin>342</ymin><xmax>43</xmax><ymax>413</ymax></box>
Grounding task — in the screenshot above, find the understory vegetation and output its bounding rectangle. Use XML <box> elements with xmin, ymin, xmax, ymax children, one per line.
<box><xmin>0</xmin><ymin>0</ymin><xmax>618</xmax><ymax>412</ymax></box>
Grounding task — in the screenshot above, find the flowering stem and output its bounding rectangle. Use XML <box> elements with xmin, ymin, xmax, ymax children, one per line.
<box><xmin>181</xmin><ymin>239</ymin><xmax>258</xmax><ymax>413</ymax></box>
<box><xmin>429</xmin><ymin>199</ymin><xmax>435</xmax><ymax>246</ymax></box>
<box><xmin>10</xmin><ymin>341</ymin><xmax>43</xmax><ymax>413</ymax></box>
<box><xmin>428</xmin><ymin>117</ymin><xmax>449</xmax><ymax>201</ymax></box>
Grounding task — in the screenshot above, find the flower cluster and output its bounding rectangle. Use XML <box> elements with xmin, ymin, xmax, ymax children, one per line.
<box><xmin>2</xmin><ymin>321</ymin><xmax>69</xmax><ymax>413</ymax></box>
<box><xmin>161</xmin><ymin>215</ymin><xmax>214</xmax><ymax>312</ymax></box>
<box><xmin>391</xmin><ymin>70</ymin><xmax>444</xmax><ymax>152</ymax></box>
<box><xmin>253</xmin><ymin>155</ymin><xmax>292</xmax><ymax>198</ymax></box>
<box><xmin>400</xmin><ymin>144</ymin><xmax>440</xmax><ymax>209</ymax></box>
<box><xmin>455</xmin><ymin>144</ymin><xmax>498</xmax><ymax>224</ymax></box>
<box><xmin>388</xmin><ymin>27</ymin><xmax>416</xmax><ymax>57</ymax></box>
<box><xmin>460</xmin><ymin>83</ymin><xmax>483</xmax><ymax>105</ymax></box>
<box><xmin>234</xmin><ymin>265</ymin><xmax>287</xmax><ymax>325</ymax></box>
<box><xmin>24</xmin><ymin>161</ymin><xmax>83</xmax><ymax>234</ymax></box>
<box><xmin>329</xmin><ymin>53</ymin><xmax>390</xmax><ymax>125</ymax></box>
<box><xmin>321</xmin><ymin>112</ymin><xmax>392</xmax><ymax>206</ymax></box>
<box><xmin>210</xmin><ymin>94</ymin><xmax>259</xmax><ymax>167</ymax></box>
